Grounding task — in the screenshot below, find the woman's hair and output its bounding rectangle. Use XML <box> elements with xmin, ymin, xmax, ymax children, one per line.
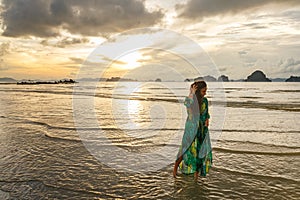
<box><xmin>191</xmin><ymin>81</ymin><xmax>207</xmax><ymax>115</ymax></box>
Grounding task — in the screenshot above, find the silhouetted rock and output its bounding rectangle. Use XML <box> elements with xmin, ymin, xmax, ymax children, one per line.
<box><xmin>218</xmin><ymin>75</ymin><xmax>229</xmax><ymax>82</ymax></box>
<box><xmin>0</xmin><ymin>77</ymin><xmax>17</xmax><ymax>83</ymax></box>
<box><xmin>190</xmin><ymin>75</ymin><xmax>217</xmax><ymax>82</ymax></box>
<box><xmin>78</xmin><ymin>78</ymin><xmax>107</xmax><ymax>82</ymax></box>
<box><xmin>285</xmin><ymin>76</ymin><xmax>300</xmax><ymax>82</ymax></box>
<box><xmin>246</xmin><ymin>70</ymin><xmax>271</xmax><ymax>82</ymax></box>
<box><xmin>106</xmin><ymin>77</ymin><xmax>137</xmax><ymax>82</ymax></box>
<box><xmin>194</xmin><ymin>77</ymin><xmax>204</xmax><ymax>82</ymax></box>
<box><xmin>203</xmin><ymin>75</ymin><xmax>217</xmax><ymax>82</ymax></box>
<box><xmin>106</xmin><ymin>77</ymin><xmax>121</xmax><ymax>82</ymax></box>
<box><xmin>155</xmin><ymin>78</ymin><xmax>162</xmax><ymax>82</ymax></box>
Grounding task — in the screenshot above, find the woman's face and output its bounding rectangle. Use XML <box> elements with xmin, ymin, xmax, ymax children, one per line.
<box><xmin>200</xmin><ymin>87</ymin><xmax>207</xmax><ymax>97</ymax></box>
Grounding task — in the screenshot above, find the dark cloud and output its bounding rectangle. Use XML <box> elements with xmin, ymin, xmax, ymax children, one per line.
<box><xmin>177</xmin><ymin>0</ymin><xmax>300</xmax><ymax>20</ymax></box>
<box><xmin>41</xmin><ymin>37</ymin><xmax>90</xmax><ymax>48</ymax></box>
<box><xmin>1</xmin><ymin>0</ymin><xmax>163</xmax><ymax>37</ymax></box>
<box><xmin>69</xmin><ymin>57</ymin><xmax>85</xmax><ymax>64</ymax></box>
<box><xmin>56</xmin><ymin>37</ymin><xmax>89</xmax><ymax>47</ymax></box>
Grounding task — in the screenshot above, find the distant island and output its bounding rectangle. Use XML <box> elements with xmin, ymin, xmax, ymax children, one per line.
<box><xmin>16</xmin><ymin>79</ymin><xmax>77</xmax><ymax>85</ymax></box>
<box><xmin>185</xmin><ymin>75</ymin><xmax>229</xmax><ymax>82</ymax></box>
<box><xmin>106</xmin><ymin>77</ymin><xmax>137</xmax><ymax>82</ymax></box>
<box><xmin>245</xmin><ymin>70</ymin><xmax>271</xmax><ymax>82</ymax></box>
<box><xmin>0</xmin><ymin>77</ymin><xmax>17</xmax><ymax>83</ymax></box>
<box><xmin>285</xmin><ymin>76</ymin><xmax>300</xmax><ymax>82</ymax></box>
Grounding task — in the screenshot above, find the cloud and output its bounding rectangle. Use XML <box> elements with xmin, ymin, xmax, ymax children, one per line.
<box><xmin>0</xmin><ymin>42</ymin><xmax>10</xmax><ymax>56</ymax></box>
<box><xmin>1</xmin><ymin>0</ymin><xmax>164</xmax><ymax>38</ymax></box>
<box><xmin>41</xmin><ymin>37</ymin><xmax>90</xmax><ymax>48</ymax></box>
<box><xmin>282</xmin><ymin>10</ymin><xmax>300</xmax><ymax>21</ymax></box>
<box><xmin>259</xmin><ymin>57</ymin><xmax>300</xmax><ymax>78</ymax></box>
<box><xmin>177</xmin><ymin>0</ymin><xmax>300</xmax><ymax>20</ymax></box>
<box><xmin>238</xmin><ymin>50</ymin><xmax>248</xmax><ymax>56</ymax></box>
<box><xmin>69</xmin><ymin>57</ymin><xmax>85</xmax><ymax>64</ymax></box>
<box><xmin>0</xmin><ymin>42</ymin><xmax>10</xmax><ymax>70</ymax></box>
<box><xmin>57</xmin><ymin>37</ymin><xmax>89</xmax><ymax>47</ymax></box>
<box><xmin>278</xmin><ymin>58</ymin><xmax>300</xmax><ymax>74</ymax></box>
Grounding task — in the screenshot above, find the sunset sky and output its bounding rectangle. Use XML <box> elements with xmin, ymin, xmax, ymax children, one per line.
<box><xmin>0</xmin><ymin>0</ymin><xmax>299</xmax><ymax>80</ymax></box>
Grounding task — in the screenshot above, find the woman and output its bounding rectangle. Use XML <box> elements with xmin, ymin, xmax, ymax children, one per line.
<box><xmin>173</xmin><ymin>81</ymin><xmax>212</xmax><ymax>180</ymax></box>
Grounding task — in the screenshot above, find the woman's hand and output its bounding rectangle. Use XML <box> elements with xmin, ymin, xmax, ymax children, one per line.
<box><xmin>205</xmin><ymin>119</ymin><xmax>209</xmax><ymax>127</ymax></box>
<box><xmin>189</xmin><ymin>84</ymin><xmax>198</xmax><ymax>97</ymax></box>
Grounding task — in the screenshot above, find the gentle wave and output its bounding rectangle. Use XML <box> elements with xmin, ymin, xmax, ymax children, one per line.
<box><xmin>44</xmin><ymin>132</ymin><xmax>82</xmax><ymax>143</ymax></box>
<box><xmin>213</xmin><ymin>147</ymin><xmax>300</xmax><ymax>156</ymax></box>
<box><xmin>0</xmin><ymin>180</ymin><xmax>102</xmax><ymax>197</ymax></box>
<box><xmin>3</xmin><ymin>116</ymin><xmax>300</xmax><ymax>152</ymax></box>
<box><xmin>14</xmin><ymin>117</ymin><xmax>300</xmax><ymax>137</ymax></box>
<box><xmin>214</xmin><ymin>139</ymin><xmax>300</xmax><ymax>149</ymax></box>
<box><xmin>221</xmin><ymin>129</ymin><xmax>300</xmax><ymax>134</ymax></box>
<box><xmin>1</xmin><ymin>89</ymin><xmax>300</xmax><ymax>111</ymax></box>
<box><xmin>6</xmin><ymin>115</ymin><xmax>300</xmax><ymax>135</ymax></box>
<box><xmin>44</xmin><ymin>133</ymin><xmax>300</xmax><ymax>156</ymax></box>
<box><xmin>272</xmin><ymin>90</ymin><xmax>300</xmax><ymax>93</ymax></box>
<box><xmin>224</xmin><ymin>101</ymin><xmax>300</xmax><ymax>112</ymax></box>
<box><xmin>214</xmin><ymin>166</ymin><xmax>299</xmax><ymax>183</ymax></box>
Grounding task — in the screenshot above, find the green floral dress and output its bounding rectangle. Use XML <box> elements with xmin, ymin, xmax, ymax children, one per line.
<box><xmin>176</xmin><ymin>96</ymin><xmax>213</xmax><ymax>176</ymax></box>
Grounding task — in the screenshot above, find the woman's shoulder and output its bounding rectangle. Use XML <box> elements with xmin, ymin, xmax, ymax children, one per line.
<box><xmin>203</xmin><ymin>97</ymin><xmax>209</xmax><ymax>105</ymax></box>
<box><xmin>184</xmin><ymin>96</ymin><xmax>194</xmax><ymax>107</ymax></box>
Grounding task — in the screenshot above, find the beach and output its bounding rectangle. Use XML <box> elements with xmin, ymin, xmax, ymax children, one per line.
<box><xmin>0</xmin><ymin>82</ymin><xmax>299</xmax><ymax>199</ymax></box>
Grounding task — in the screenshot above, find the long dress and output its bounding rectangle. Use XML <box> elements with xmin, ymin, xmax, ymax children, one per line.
<box><xmin>176</xmin><ymin>96</ymin><xmax>213</xmax><ymax>176</ymax></box>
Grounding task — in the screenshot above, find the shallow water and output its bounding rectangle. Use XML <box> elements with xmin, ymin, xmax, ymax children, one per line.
<box><xmin>0</xmin><ymin>82</ymin><xmax>299</xmax><ymax>199</ymax></box>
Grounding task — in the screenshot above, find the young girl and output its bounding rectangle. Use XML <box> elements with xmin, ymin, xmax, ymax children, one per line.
<box><xmin>173</xmin><ymin>81</ymin><xmax>212</xmax><ymax>180</ymax></box>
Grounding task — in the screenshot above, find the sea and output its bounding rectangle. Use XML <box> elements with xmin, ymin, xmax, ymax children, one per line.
<box><xmin>0</xmin><ymin>81</ymin><xmax>299</xmax><ymax>199</ymax></box>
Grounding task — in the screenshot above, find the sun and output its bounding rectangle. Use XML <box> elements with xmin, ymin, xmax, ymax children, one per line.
<box><xmin>115</xmin><ymin>51</ymin><xmax>143</xmax><ymax>70</ymax></box>
<box><xmin>103</xmin><ymin>50</ymin><xmax>149</xmax><ymax>78</ymax></box>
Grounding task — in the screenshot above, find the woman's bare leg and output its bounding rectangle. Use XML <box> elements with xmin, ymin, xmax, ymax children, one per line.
<box><xmin>194</xmin><ymin>171</ymin><xmax>199</xmax><ymax>181</ymax></box>
<box><xmin>173</xmin><ymin>156</ymin><xmax>183</xmax><ymax>178</ymax></box>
